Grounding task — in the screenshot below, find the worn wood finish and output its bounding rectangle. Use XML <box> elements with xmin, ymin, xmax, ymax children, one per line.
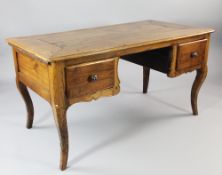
<box><xmin>143</xmin><ymin>66</ymin><xmax>150</xmax><ymax>94</ymax></box>
<box><xmin>13</xmin><ymin>49</ymin><xmax>34</xmax><ymax>129</ymax></box>
<box><xmin>177</xmin><ymin>39</ymin><xmax>207</xmax><ymax>71</ymax></box>
<box><xmin>67</xmin><ymin>58</ymin><xmax>120</xmax><ymax>105</ymax></box>
<box><xmin>16</xmin><ymin>78</ymin><xmax>34</xmax><ymax>129</ymax></box>
<box><xmin>191</xmin><ymin>34</ymin><xmax>211</xmax><ymax>115</ymax></box>
<box><xmin>7</xmin><ymin>20</ymin><xmax>213</xmax><ymax>63</ymax></box>
<box><xmin>52</xmin><ymin>107</ymin><xmax>68</xmax><ymax>170</ymax></box>
<box><xmin>66</xmin><ymin>58</ymin><xmax>115</xmax><ymax>99</ymax></box>
<box><xmin>7</xmin><ymin>20</ymin><xmax>214</xmax><ymax>170</ymax></box>
<box><xmin>168</xmin><ymin>45</ymin><xmax>178</xmax><ymax>77</ymax></box>
<box><xmin>48</xmin><ymin>62</ymin><xmax>69</xmax><ymax>170</ymax></box>
<box><xmin>191</xmin><ymin>66</ymin><xmax>208</xmax><ymax>115</ymax></box>
<box><xmin>17</xmin><ymin>53</ymin><xmax>49</xmax><ymax>86</ymax></box>
<box><xmin>16</xmin><ymin>51</ymin><xmax>50</xmax><ymax>102</ymax></box>
<box><xmin>64</xmin><ymin>35</ymin><xmax>208</xmax><ymax>66</ymax></box>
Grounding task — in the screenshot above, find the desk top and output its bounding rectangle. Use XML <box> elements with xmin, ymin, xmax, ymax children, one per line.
<box><xmin>7</xmin><ymin>20</ymin><xmax>214</xmax><ymax>63</ymax></box>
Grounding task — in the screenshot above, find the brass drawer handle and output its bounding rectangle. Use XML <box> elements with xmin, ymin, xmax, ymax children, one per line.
<box><xmin>191</xmin><ymin>51</ymin><xmax>199</xmax><ymax>58</ymax></box>
<box><xmin>88</xmin><ymin>74</ymin><xmax>98</xmax><ymax>82</ymax></box>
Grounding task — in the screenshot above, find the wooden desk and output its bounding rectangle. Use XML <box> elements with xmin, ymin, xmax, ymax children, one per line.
<box><xmin>7</xmin><ymin>20</ymin><xmax>214</xmax><ymax>170</ymax></box>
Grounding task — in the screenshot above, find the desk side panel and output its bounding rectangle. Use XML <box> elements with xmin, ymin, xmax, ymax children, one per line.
<box><xmin>14</xmin><ymin>50</ymin><xmax>51</xmax><ymax>102</ymax></box>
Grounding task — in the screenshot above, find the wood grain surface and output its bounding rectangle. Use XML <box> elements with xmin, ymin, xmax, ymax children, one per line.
<box><xmin>66</xmin><ymin>59</ymin><xmax>115</xmax><ymax>99</ymax></box>
<box><xmin>7</xmin><ymin>20</ymin><xmax>214</xmax><ymax>63</ymax></box>
<box><xmin>176</xmin><ymin>39</ymin><xmax>207</xmax><ymax>71</ymax></box>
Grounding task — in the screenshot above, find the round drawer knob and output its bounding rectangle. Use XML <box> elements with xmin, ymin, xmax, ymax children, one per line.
<box><xmin>191</xmin><ymin>52</ymin><xmax>199</xmax><ymax>58</ymax></box>
<box><xmin>88</xmin><ymin>74</ymin><xmax>98</xmax><ymax>82</ymax></box>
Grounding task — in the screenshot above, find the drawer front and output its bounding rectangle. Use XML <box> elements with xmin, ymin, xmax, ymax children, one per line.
<box><xmin>66</xmin><ymin>59</ymin><xmax>116</xmax><ymax>99</ymax></box>
<box><xmin>176</xmin><ymin>39</ymin><xmax>207</xmax><ymax>71</ymax></box>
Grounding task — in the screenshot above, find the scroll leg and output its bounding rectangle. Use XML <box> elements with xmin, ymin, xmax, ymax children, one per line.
<box><xmin>16</xmin><ymin>78</ymin><xmax>34</xmax><ymax>129</ymax></box>
<box><xmin>52</xmin><ymin>105</ymin><xmax>69</xmax><ymax>170</ymax></box>
<box><xmin>191</xmin><ymin>66</ymin><xmax>208</xmax><ymax>115</ymax></box>
<box><xmin>143</xmin><ymin>66</ymin><xmax>150</xmax><ymax>94</ymax></box>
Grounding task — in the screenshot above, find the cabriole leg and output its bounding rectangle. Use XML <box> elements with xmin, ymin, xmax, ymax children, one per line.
<box><xmin>16</xmin><ymin>78</ymin><xmax>34</xmax><ymax>129</ymax></box>
<box><xmin>52</xmin><ymin>105</ymin><xmax>69</xmax><ymax>170</ymax></box>
<box><xmin>191</xmin><ymin>66</ymin><xmax>208</xmax><ymax>115</ymax></box>
<box><xmin>49</xmin><ymin>62</ymin><xmax>69</xmax><ymax>170</ymax></box>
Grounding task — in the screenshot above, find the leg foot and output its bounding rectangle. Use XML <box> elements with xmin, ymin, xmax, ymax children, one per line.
<box><xmin>52</xmin><ymin>106</ymin><xmax>69</xmax><ymax>170</ymax></box>
<box><xmin>143</xmin><ymin>66</ymin><xmax>150</xmax><ymax>94</ymax></box>
<box><xmin>191</xmin><ymin>66</ymin><xmax>208</xmax><ymax>115</ymax></box>
<box><xmin>16</xmin><ymin>79</ymin><xmax>34</xmax><ymax>129</ymax></box>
